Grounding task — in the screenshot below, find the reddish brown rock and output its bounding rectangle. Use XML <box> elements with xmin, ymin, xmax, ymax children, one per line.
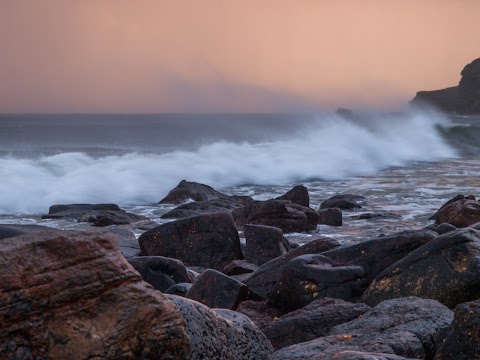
<box><xmin>434</xmin><ymin>199</ymin><xmax>480</xmax><ymax>227</ymax></box>
<box><xmin>0</xmin><ymin>228</ymin><xmax>272</xmax><ymax>359</ymax></box>
<box><xmin>236</xmin><ymin>300</ymin><xmax>283</xmax><ymax>330</ymax></box>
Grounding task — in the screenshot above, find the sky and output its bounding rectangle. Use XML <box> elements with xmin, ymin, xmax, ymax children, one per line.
<box><xmin>0</xmin><ymin>0</ymin><xmax>478</xmax><ymax>113</ymax></box>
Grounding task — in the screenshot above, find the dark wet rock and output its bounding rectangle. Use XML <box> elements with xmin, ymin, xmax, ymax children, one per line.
<box><xmin>0</xmin><ymin>227</ymin><xmax>272</xmax><ymax>359</ymax></box>
<box><xmin>424</xmin><ymin>223</ymin><xmax>457</xmax><ymax>235</ymax></box>
<box><xmin>263</xmin><ymin>298</ymin><xmax>370</xmax><ymax>350</ymax></box>
<box><xmin>0</xmin><ymin>224</ymin><xmax>62</xmax><ymax>239</ymax></box>
<box><xmin>236</xmin><ymin>300</ymin><xmax>283</xmax><ymax>330</ymax></box>
<box><xmin>349</xmin><ymin>212</ymin><xmax>401</xmax><ymax>221</ymax></box>
<box><xmin>411</xmin><ymin>58</ymin><xmax>480</xmax><ymax>114</ymax></box>
<box><xmin>186</xmin><ymin>268</ymin><xmax>200</xmax><ymax>282</ymax></box>
<box><xmin>164</xmin><ymin>282</ymin><xmax>192</xmax><ymax>297</ymax></box>
<box><xmin>244</xmin><ymin>237</ymin><xmax>341</xmax><ymax>299</ymax></box>
<box><xmin>106</xmin><ymin>228</ymin><xmax>140</xmax><ymax>258</ymax></box>
<box><xmin>329</xmin><ymin>351</ymin><xmax>418</xmax><ymax>359</ymax></box>
<box><xmin>320</xmin><ymin>194</ymin><xmax>366</xmax><ymax>210</ymax></box>
<box><xmin>433</xmin><ymin>199</ymin><xmax>480</xmax><ymax>227</ymax></box>
<box><xmin>128</xmin><ymin>256</ymin><xmax>191</xmax><ymax>292</ymax></box>
<box><xmin>222</xmin><ymin>259</ymin><xmax>258</xmax><ymax>276</ymax></box>
<box><xmin>161</xmin><ymin>196</ymin><xmax>254</xmax><ymax>219</ymax></box>
<box><xmin>277</xmin><ymin>185</ymin><xmax>310</xmax><ymax>207</ymax></box>
<box><xmin>233</xmin><ymin>199</ymin><xmax>319</xmax><ymax>233</ymax></box>
<box><xmin>186</xmin><ymin>269</ymin><xmax>251</xmax><ymax>310</ymax></box>
<box><xmin>271</xmin><ymin>297</ymin><xmax>453</xmax><ymax>360</ymax></box>
<box><xmin>41</xmin><ymin>203</ymin><xmax>148</xmax><ymax>226</ymax></box>
<box><xmin>321</xmin><ymin>229</ymin><xmax>437</xmax><ymax>295</ymax></box>
<box><xmin>138</xmin><ymin>212</ymin><xmax>242</xmax><ymax>270</ymax></box>
<box><xmin>429</xmin><ymin>194</ymin><xmax>475</xmax><ymax>221</ymax></box>
<box><xmin>268</xmin><ymin>254</ymin><xmax>366</xmax><ymax>312</ymax></box>
<box><xmin>434</xmin><ymin>299</ymin><xmax>480</xmax><ymax>360</ymax></box>
<box><xmin>244</xmin><ymin>224</ymin><xmax>288</xmax><ymax>266</ymax></box>
<box><xmin>318</xmin><ymin>208</ymin><xmax>343</xmax><ymax>226</ymax></box>
<box><xmin>159</xmin><ymin>179</ymin><xmax>226</xmax><ymax>204</ymax></box>
<box><xmin>362</xmin><ymin>228</ymin><xmax>480</xmax><ymax>309</ymax></box>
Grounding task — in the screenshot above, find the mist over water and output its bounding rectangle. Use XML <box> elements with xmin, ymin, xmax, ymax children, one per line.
<box><xmin>0</xmin><ymin>111</ymin><xmax>464</xmax><ymax>214</ymax></box>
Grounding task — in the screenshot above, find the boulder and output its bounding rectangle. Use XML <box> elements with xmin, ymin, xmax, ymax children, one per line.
<box><xmin>221</xmin><ymin>259</ymin><xmax>258</xmax><ymax>276</ymax></box>
<box><xmin>362</xmin><ymin>228</ymin><xmax>480</xmax><ymax>309</ymax></box>
<box><xmin>244</xmin><ymin>225</ymin><xmax>288</xmax><ymax>266</ymax></box>
<box><xmin>41</xmin><ymin>203</ymin><xmax>149</xmax><ymax>226</ymax></box>
<box><xmin>321</xmin><ymin>229</ymin><xmax>437</xmax><ymax>293</ymax></box>
<box><xmin>159</xmin><ymin>179</ymin><xmax>227</xmax><ymax>204</ymax></box>
<box><xmin>0</xmin><ymin>227</ymin><xmax>272</xmax><ymax>359</ymax></box>
<box><xmin>434</xmin><ymin>299</ymin><xmax>480</xmax><ymax>360</ymax></box>
<box><xmin>186</xmin><ymin>269</ymin><xmax>251</xmax><ymax>310</ymax></box>
<box><xmin>429</xmin><ymin>194</ymin><xmax>475</xmax><ymax>221</ymax></box>
<box><xmin>236</xmin><ymin>300</ymin><xmax>283</xmax><ymax>330</ymax></box>
<box><xmin>138</xmin><ymin>212</ymin><xmax>243</xmax><ymax>270</ymax></box>
<box><xmin>277</xmin><ymin>185</ymin><xmax>310</xmax><ymax>207</ymax></box>
<box><xmin>244</xmin><ymin>237</ymin><xmax>341</xmax><ymax>299</ymax></box>
<box><xmin>411</xmin><ymin>57</ymin><xmax>480</xmax><ymax>114</ymax></box>
<box><xmin>271</xmin><ymin>297</ymin><xmax>453</xmax><ymax>360</ymax></box>
<box><xmin>263</xmin><ymin>298</ymin><xmax>370</xmax><ymax>350</ymax></box>
<box><xmin>320</xmin><ymin>194</ymin><xmax>366</xmax><ymax>210</ymax></box>
<box><xmin>161</xmin><ymin>196</ymin><xmax>253</xmax><ymax>219</ymax></box>
<box><xmin>128</xmin><ymin>256</ymin><xmax>191</xmax><ymax>292</ymax></box>
<box><xmin>233</xmin><ymin>199</ymin><xmax>319</xmax><ymax>233</ymax></box>
<box><xmin>434</xmin><ymin>199</ymin><xmax>480</xmax><ymax>227</ymax></box>
<box><xmin>268</xmin><ymin>254</ymin><xmax>366</xmax><ymax>312</ymax></box>
<box><xmin>318</xmin><ymin>208</ymin><xmax>342</xmax><ymax>226</ymax></box>
<box><xmin>164</xmin><ymin>283</ymin><xmax>192</xmax><ymax>297</ymax></box>
<box><xmin>424</xmin><ymin>223</ymin><xmax>457</xmax><ymax>235</ymax></box>
<box><xmin>106</xmin><ymin>228</ymin><xmax>140</xmax><ymax>258</ymax></box>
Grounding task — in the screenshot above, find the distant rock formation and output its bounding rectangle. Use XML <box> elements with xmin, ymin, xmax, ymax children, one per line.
<box><xmin>411</xmin><ymin>58</ymin><xmax>480</xmax><ymax>114</ymax></box>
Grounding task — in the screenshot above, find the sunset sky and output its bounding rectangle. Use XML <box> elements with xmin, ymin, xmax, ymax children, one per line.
<box><xmin>0</xmin><ymin>0</ymin><xmax>478</xmax><ymax>113</ymax></box>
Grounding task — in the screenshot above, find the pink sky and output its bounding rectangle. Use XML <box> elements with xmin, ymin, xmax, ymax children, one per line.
<box><xmin>0</xmin><ymin>0</ymin><xmax>478</xmax><ymax>113</ymax></box>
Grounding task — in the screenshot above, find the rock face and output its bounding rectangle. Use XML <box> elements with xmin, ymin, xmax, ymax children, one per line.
<box><xmin>128</xmin><ymin>256</ymin><xmax>191</xmax><ymax>292</ymax></box>
<box><xmin>271</xmin><ymin>297</ymin><xmax>453</xmax><ymax>360</ymax></box>
<box><xmin>320</xmin><ymin>194</ymin><xmax>365</xmax><ymax>210</ymax></box>
<box><xmin>263</xmin><ymin>298</ymin><xmax>370</xmax><ymax>350</ymax></box>
<box><xmin>434</xmin><ymin>299</ymin><xmax>480</xmax><ymax>360</ymax></box>
<box><xmin>244</xmin><ymin>237</ymin><xmax>341</xmax><ymax>299</ymax></box>
<box><xmin>0</xmin><ymin>227</ymin><xmax>272</xmax><ymax>359</ymax></box>
<box><xmin>138</xmin><ymin>212</ymin><xmax>243</xmax><ymax>270</ymax></box>
<box><xmin>268</xmin><ymin>254</ymin><xmax>366</xmax><ymax>312</ymax></box>
<box><xmin>362</xmin><ymin>228</ymin><xmax>480</xmax><ymax>309</ymax></box>
<box><xmin>434</xmin><ymin>199</ymin><xmax>480</xmax><ymax>227</ymax></box>
<box><xmin>233</xmin><ymin>199</ymin><xmax>319</xmax><ymax>233</ymax></box>
<box><xmin>41</xmin><ymin>203</ymin><xmax>149</xmax><ymax>226</ymax></box>
<box><xmin>244</xmin><ymin>225</ymin><xmax>288</xmax><ymax>266</ymax></box>
<box><xmin>411</xmin><ymin>58</ymin><xmax>480</xmax><ymax>114</ymax></box>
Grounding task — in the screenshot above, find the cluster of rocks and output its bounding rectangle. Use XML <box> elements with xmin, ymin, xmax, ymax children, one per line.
<box><xmin>411</xmin><ymin>57</ymin><xmax>480</xmax><ymax>114</ymax></box>
<box><xmin>3</xmin><ymin>181</ymin><xmax>480</xmax><ymax>358</ymax></box>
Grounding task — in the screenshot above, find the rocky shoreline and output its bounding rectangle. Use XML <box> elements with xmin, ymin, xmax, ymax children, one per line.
<box><xmin>1</xmin><ymin>180</ymin><xmax>480</xmax><ymax>359</ymax></box>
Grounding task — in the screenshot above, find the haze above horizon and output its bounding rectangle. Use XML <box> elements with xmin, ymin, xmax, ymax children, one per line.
<box><xmin>0</xmin><ymin>0</ymin><xmax>478</xmax><ymax>114</ymax></box>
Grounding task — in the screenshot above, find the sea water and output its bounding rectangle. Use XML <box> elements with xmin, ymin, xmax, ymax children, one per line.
<box><xmin>1</xmin><ymin>110</ymin><xmax>479</xmax><ymax>244</ymax></box>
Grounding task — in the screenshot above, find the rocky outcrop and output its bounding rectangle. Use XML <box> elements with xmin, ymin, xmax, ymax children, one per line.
<box><xmin>434</xmin><ymin>299</ymin><xmax>480</xmax><ymax>360</ymax></box>
<box><xmin>0</xmin><ymin>227</ymin><xmax>272</xmax><ymax>359</ymax></box>
<box><xmin>320</xmin><ymin>194</ymin><xmax>366</xmax><ymax>210</ymax></box>
<box><xmin>362</xmin><ymin>228</ymin><xmax>480</xmax><ymax>308</ymax></box>
<box><xmin>138</xmin><ymin>212</ymin><xmax>243</xmax><ymax>270</ymax></box>
<box><xmin>263</xmin><ymin>298</ymin><xmax>370</xmax><ymax>350</ymax></box>
<box><xmin>271</xmin><ymin>297</ymin><xmax>453</xmax><ymax>360</ymax></box>
<box><xmin>411</xmin><ymin>58</ymin><xmax>480</xmax><ymax>114</ymax></box>
<box><xmin>233</xmin><ymin>199</ymin><xmax>319</xmax><ymax>233</ymax></box>
<box><xmin>41</xmin><ymin>203</ymin><xmax>149</xmax><ymax>226</ymax></box>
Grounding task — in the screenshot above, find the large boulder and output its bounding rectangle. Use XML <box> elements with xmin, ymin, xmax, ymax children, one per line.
<box><xmin>244</xmin><ymin>237</ymin><xmax>341</xmax><ymax>299</ymax></box>
<box><xmin>433</xmin><ymin>199</ymin><xmax>480</xmax><ymax>227</ymax></box>
<box><xmin>233</xmin><ymin>199</ymin><xmax>319</xmax><ymax>233</ymax></box>
<box><xmin>362</xmin><ymin>228</ymin><xmax>480</xmax><ymax>309</ymax></box>
<box><xmin>0</xmin><ymin>227</ymin><xmax>272</xmax><ymax>359</ymax></box>
<box><xmin>271</xmin><ymin>297</ymin><xmax>453</xmax><ymax>360</ymax></box>
<box><xmin>161</xmin><ymin>196</ymin><xmax>253</xmax><ymax>219</ymax></box>
<box><xmin>411</xmin><ymin>57</ymin><xmax>480</xmax><ymax>114</ymax></box>
<box><xmin>434</xmin><ymin>299</ymin><xmax>480</xmax><ymax>360</ymax></box>
<box><xmin>41</xmin><ymin>203</ymin><xmax>149</xmax><ymax>226</ymax></box>
<box><xmin>138</xmin><ymin>212</ymin><xmax>243</xmax><ymax>270</ymax></box>
<box><xmin>268</xmin><ymin>254</ymin><xmax>366</xmax><ymax>312</ymax></box>
<box><xmin>244</xmin><ymin>225</ymin><xmax>288</xmax><ymax>266</ymax></box>
<box><xmin>320</xmin><ymin>194</ymin><xmax>366</xmax><ymax>210</ymax></box>
<box><xmin>318</xmin><ymin>208</ymin><xmax>343</xmax><ymax>226</ymax></box>
<box><xmin>276</xmin><ymin>185</ymin><xmax>310</xmax><ymax>207</ymax></box>
<box><xmin>159</xmin><ymin>179</ymin><xmax>228</xmax><ymax>204</ymax></box>
<box><xmin>236</xmin><ymin>300</ymin><xmax>283</xmax><ymax>330</ymax></box>
<box><xmin>263</xmin><ymin>298</ymin><xmax>370</xmax><ymax>350</ymax></box>
<box><xmin>128</xmin><ymin>256</ymin><xmax>191</xmax><ymax>292</ymax></box>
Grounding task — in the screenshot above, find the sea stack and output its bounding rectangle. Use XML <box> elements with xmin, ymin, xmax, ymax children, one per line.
<box><xmin>411</xmin><ymin>57</ymin><xmax>480</xmax><ymax>114</ymax></box>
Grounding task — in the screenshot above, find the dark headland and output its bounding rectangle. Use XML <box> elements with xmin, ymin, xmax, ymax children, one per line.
<box><xmin>411</xmin><ymin>57</ymin><xmax>480</xmax><ymax>114</ymax></box>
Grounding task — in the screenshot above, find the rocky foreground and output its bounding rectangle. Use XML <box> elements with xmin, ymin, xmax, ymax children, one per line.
<box><xmin>2</xmin><ymin>180</ymin><xmax>480</xmax><ymax>359</ymax></box>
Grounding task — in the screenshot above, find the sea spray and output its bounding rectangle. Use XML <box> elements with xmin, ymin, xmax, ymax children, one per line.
<box><xmin>0</xmin><ymin>110</ymin><xmax>458</xmax><ymax>214</ymax></box>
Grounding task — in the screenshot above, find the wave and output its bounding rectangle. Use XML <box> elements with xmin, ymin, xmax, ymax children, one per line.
<box><xmin>439</xmin><ymin>123</ymin><xmax>480</xmax><ymax>154</ymax></box>
<box><xmin>0</xmin><ymin>110</ymin><xmax>459</xmax><ymax>214</ymax></box>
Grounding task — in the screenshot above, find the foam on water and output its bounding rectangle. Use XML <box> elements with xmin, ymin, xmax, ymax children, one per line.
<box><xmin>0</xmin><ymin>110</ymin><xmax>458</xmax><ymax>214</ymax></box>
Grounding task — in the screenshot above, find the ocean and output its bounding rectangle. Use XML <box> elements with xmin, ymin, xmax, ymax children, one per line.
<box><xmin>1</xmin><ymin>110</ymin><xmax>479</xmax><ymax>244</ymax></box>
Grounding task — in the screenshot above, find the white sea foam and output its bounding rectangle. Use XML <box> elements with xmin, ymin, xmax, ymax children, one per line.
<box><xmin>0</xmin><ymin>111</ymin><xmax>457</xmax><ymax>214</ymax></box>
